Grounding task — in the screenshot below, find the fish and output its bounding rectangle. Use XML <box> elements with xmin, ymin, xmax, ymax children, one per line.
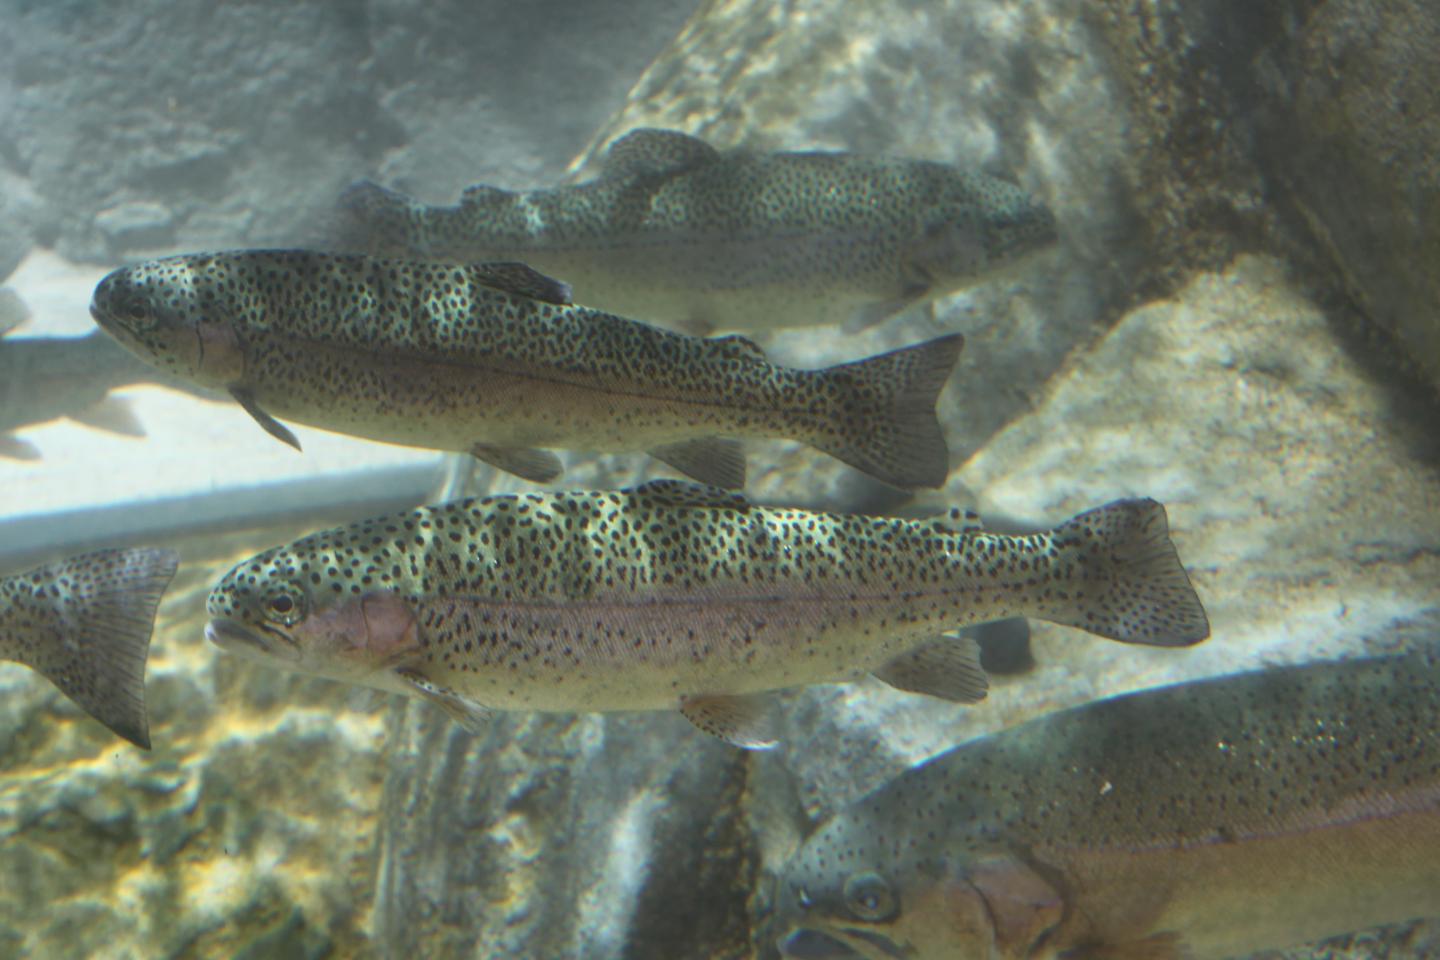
<box><xmin>0</xmin><ymin>326</ymin><xmax>157</xmax><ymax>460</ymax></box>
<box><xmin>202</xmin><ymin>480</ymin><xmax>1208</xmax><ymax>748</ymax></box>
<box><xmin>88</xmin><ymin>250</ymin><xmax>964</xmax><ymax>490</ymax></box>
<box><xmin>334</xmin><ymin>128</ymin><xmax>1058</xmax><ymax>335</ymax></box>
<box><xmin>0</xmin><ymin>547</ymin><xmax>179</xmax><ymax>749</ymax></box>
<box><xmin>772</xmin><ymin>640</ymin><xmax>1440</xmax><ymax>960</ymax></box>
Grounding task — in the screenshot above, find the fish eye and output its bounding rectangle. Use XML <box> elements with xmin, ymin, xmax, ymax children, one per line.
<box><xmin>260</xmin><ymin>582</ymin><xmax>307</xmax><ymax>626</ymax></box>
<box><xmin>843</xmin><ymin>872</ymin><xmax>896</xmax><ymax>922</ymax></box>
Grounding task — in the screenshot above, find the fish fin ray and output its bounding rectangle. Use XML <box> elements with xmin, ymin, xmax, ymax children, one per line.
<box><xmin>230</xmin><ymin>386</ymin><xmax>302</xmax><ymax>451</ymax></box>
<box><xmin>874</xmin><ymin>634</ymin><xmax>988</xmax><ymax>703</ymax></box>
<box><xmin>602</xmin><ymin>128</ymin><xmax>720</xmax><ymax>180</ymax></box>
<box><xmin>628</xmin><ymin>479</ymin><xmax>750</xmax><ymax>511</ymax></box>
<box><xmin>395</xmin><ymin>667</ymin><xmax>492</xmax><ymax>734</ymax></box>
<box><xmin>470</xmin><ymin>444</ymin><xmax>563</xmax><ymax>483</ymax></box>
<box><xmin>812</xmin><ymin>333</ymin><xmax>963</xmax><ymax>490</ymax></box>
<box><xmin>649</xmin><ymin>438</ymin><xmax>746</xmax><ymax>489</ymax></box>
<box><xmin>68</xmin><ymin>395</ymin><xmax>146</xmax><ymax>437</ymax></box>
<box><xmin>679</xmin><ymin>693</ymin><xmax>777</xmax><ymax>749</ymax></box>
<box><xmin>467</xmin><ymin>262</ymin><xmax>572</xmax><ymax>305</ymax></box>
<box><xmin>0</xmin><ymin>433</ymin><xmax>41</xmax><ymax>460</ymax></box>
<box><xmin>1047</xmin><ymin>499</ymin><xmax>1210</xmax><ymax>646</ymax></box>
<box><xmin>21</xmin><ymin>547</ymin><xmax>178</xmax><ymax>749</ymax></box>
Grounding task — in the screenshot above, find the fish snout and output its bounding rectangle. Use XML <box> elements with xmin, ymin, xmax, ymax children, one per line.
<box><xmin>205</xmin><ymin>617</ymin><xmax>303</xmax><ymax>663</ymax></box>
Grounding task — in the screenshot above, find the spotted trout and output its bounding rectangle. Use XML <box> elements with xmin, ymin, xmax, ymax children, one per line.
<box><xmin>336</xmin><ymin>128</ymin><xmax>1058</xmax><ymax>334</ymax></box>
<box><xmin>1</xmin><ymin>547</ymin><xmax>178</xmax><ymax>748</ymax></box>
<box><xmin>203</xmin><ymin>480</ymin><xmax>1208</xmax><ymax>748</ymax></box>
<box><xmin>88</xmin><ymin>250</ymin><xmax>963</xmax><ymax>489</ymax></box>
<box><xmin>773</xmin><ymin>637</ymin><xmax>1440</xmax><ymax>960</ymax></box>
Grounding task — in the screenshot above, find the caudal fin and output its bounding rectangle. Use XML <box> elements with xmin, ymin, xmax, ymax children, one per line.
<box><xmin>1047</xmin><ymin>499</ymin><xmax>1209</xmax><ymax>646</ymax></box>
<box><xmin>16</xmin><ymin>547</ymin><xmax>179</xmax><ymax>748</ymax></box>
<box><xmin>812</xmin><ymin>334</ymin><xmax>963</xmax><ymax>489</ymax></box>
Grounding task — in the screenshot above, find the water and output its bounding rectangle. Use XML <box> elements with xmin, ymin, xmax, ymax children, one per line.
<box><xmin>2</xmin><ymin>1</ymin><xmax>1438</xmax><ymax>958</ymax></box>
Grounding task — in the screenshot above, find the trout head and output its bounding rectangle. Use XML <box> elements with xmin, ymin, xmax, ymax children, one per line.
<box><xmin>773</xmin><ymin>809</ymin><xmax>1062</xmax><ymax>960</ymax></box>
<box><xmin>904</xmin><ymin>170</ymin><xmax>1057</xmax><ymax>294</ymax></box>
<box><xmin>89</xmin><ymin>255</ymin><xmax>246</xmax><ymax>387</ymax></box>
<box><xmin>204</xmin><ymin>534</ymin><xmax>420</xmax><ymax>692</ymax></box>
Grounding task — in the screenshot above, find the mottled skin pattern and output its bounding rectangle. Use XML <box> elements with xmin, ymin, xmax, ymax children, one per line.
<box><xmin>204</xmin><ymin>483</ymin><xmax>1207</xmax><ymax>720</ymax></box>
<box><xmin>89</xmin><ymin>250</ymin><xmax>961</xmax><ymax>489</ymax></box>
<box><xmin>337</xmin><ymin>128</ymin><xmax>1058</xmax><ymax>332</ymax></box>
<box><xmin>0</xmin><ymin>548</ymin><xmax>178</xmax><ymax>748</ymax></box>
<box><xmin>774</xmin><ymin>645</ymin><xmax>1440</xmax><ymax>960</ymax></box>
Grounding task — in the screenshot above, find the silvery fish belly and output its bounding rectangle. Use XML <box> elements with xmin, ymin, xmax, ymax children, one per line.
<box><xmin>336</xmin><ymin>128</ymin><xmax>1058</xmax><ymax>334</ymax></box>
<box><xmin>87</xmin><ymin>250</ymin><xmax>962</xmax><ymax>490</ymax></box>
<box><xmin>203</xmin><ymin>480</ymin><xmax>1209</xmax><ymax>748</ymax></box>
<box><xmin>0</xmin><ymin>547</ymin><xmax>178</xmax><ymax>748</ymax></box>
<box><xmin>774</xmin><ymin>644</ymin><xmax>1440</xmax><ymax>960</ymax></box>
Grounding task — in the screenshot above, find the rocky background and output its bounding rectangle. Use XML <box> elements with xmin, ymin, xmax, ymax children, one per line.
<box><xmin>2</xmin><ymin>0</ymin><xmax>1439</xmax><ymax>958</ymax></box>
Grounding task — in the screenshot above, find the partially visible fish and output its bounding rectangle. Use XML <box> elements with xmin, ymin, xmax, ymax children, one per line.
<box><xmin>773</xmin><ymin>641</ymin><xmax>1440</xmax><ymax>959</ymax></box>
<box><xmin>336</xmin><ymin>128</ymin><xmax>1057</xmax><ymax>334</ymax></box>
<box><xmin>0</xmin><ymin>547</ymin><xmax>179</xmax><ymax>748</ymax></box>
<box><xmin>89</xmin><ymin>250</ymin><xmax>963</xmax><ymax>490</ymax></box>
<box><xmin>202</xmin><ymin>480</ymin><xmax>1207</xmax><ymax>748</ymax></box>
<box><xmin>0</xmin><ymin>326</ymin><xmax>155</xmax><ymax>460</ymax></box>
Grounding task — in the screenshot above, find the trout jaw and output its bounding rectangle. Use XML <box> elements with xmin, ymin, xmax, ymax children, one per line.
<box><xmin>205</xmin><ymin>617</ymin><xmax>303</xmax><ymax>663</ymax></box>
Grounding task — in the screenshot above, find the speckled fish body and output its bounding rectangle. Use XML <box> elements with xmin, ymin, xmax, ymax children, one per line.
<box><xmin>203</xmin><ymin>481</ymin><xmax>1208</xmax><ymax>747</ymax></box>
<box><xmin>88</xmin><ymin>250</ymin><xmax>962</xmax><ymax>490</ymax></box>
<box><xmin>774</xmin><ymin>644</ymin><xmax>1440</xmax><ymax>960</ymax></box>
<box><xmin>0</xmin><ymin>547</ymin><xmax>178</xmax><ymax>748</ymax></box>
<box><xmin>336</xmin><ymin>128</ymin><xmax>1058</xmax><ymax>334</ymax></box>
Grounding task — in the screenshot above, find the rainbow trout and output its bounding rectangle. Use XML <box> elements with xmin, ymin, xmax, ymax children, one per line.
<box><xmin>203</xmin><ymin>481</ymin><xmax>1208</xmax><ymax>748</ymax></box>
<box><xmin>88</xmin><ymin>251</ymin><xmax>962</xmax><ymax>489</ymax></box>
<box><xmin>336</xmin><ymin>128</ymin><xmax>1057</xmax><ymax>334</ymax></box>
<box><xmin>1</xmin><ymin>547</ymin><xmax>178</xmax><ymax>748</ymax></box>
<box><xmin>773</xmin><ymin>639</ymin><xmax>1440</xmax><ymax>959</ymax></box>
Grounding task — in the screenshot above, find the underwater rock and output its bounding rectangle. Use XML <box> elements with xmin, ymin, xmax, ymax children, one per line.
<box><xmin>94</xmin><ymin>200</ymin><xmax>177</xmax><ymax>252</ymax></box>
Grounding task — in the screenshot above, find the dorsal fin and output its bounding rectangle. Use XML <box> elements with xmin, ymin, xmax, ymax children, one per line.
<box><xmin>467</xmin><ymin>262</ymin><xmax>573</xmax><ymax>305</ymax></box>
<box><xmin>628</xmin><ymin>479</ymin><xmax>750</xmax><ymax>511</ymax></box>
<box><xmin>602</xmin><ymin>128</ymin><xmax>720</xmax><ymax>180</ymax></box>
<box><xmin>709</xmin><ymin>334</ymin><xmax>766</xmax><ymax>360</ymax></box>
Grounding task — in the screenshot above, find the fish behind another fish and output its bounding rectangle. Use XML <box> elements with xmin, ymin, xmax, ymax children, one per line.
<box><xmin>336</xmin><ymin>128</ymin><xmax>1058</xmax><ymax>334</ymax></box>
<box><xmin>773</xmin><ymin>638</ymin><xmax>1440</xmax><ymax>959</ymax></box>
<box><xmin>89</xmin><ymin>250</ymin><xmax>963</xmax><ymax>489</ymax></box>
<box><xmin>203</xmin><ymin>480</ymin><xmax>1208</xmax><ymax>747</ymax></box>
<box><xmin>1</xmin><ymin>547</ymin><xmax>178</xmax><ymax>749</ymax></box>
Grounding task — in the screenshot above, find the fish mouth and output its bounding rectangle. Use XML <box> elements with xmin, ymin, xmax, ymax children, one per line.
<box><xmin>205</xmin><ymin>617</ymin><xmax>302</xmax><ymax>662</ymax></box>
<box><xmin>777</xmin><ymin>929</ymin><xmax>868</xmax><ymax>960</ymax></box>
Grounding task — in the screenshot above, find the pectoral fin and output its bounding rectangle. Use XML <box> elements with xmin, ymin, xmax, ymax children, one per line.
<box><xmin>395</xmin><ymin>667</ymin><xmax>492</xmax><ymax>734</ymax></box>
<box><xmin>649</xmin><ymin>438</ymin><xmax>746</xmax><ymax>489</ymax></box>
<box><xmin>874</xmin><ymin>634</ymin><xmax>988</xmax><ymax>703</ymax></box>
<box><xmin>602</xmin><ymin>128</ymin><xmax>720</xmax><ymax>180</ymax></box>
<box><xmin>70</xmin><ymin>395</ymin><xmax>145</xmax><ymax>437</ymax></box>
<box><xmin>469</xmin><ymin>443</ymin><xmax>563</xmax><ymax>483</ymax></box>
<box><xmin>230</xmin><ymin>386</ymin><xmax>301</xmax><ymax>451</ymax></box>
<box><xmin>679</xmin><ymin>693</ymin><xmax>778</xmax><ymax>749</ymax></box>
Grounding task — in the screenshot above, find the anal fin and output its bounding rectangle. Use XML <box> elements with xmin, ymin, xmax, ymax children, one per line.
<box><xmin>230</xmin><ymin>386</ymin><xmax>302</xmax><ymax>451</ymax></box>
<box><xmin>649</xmin><ymin>437</ymin><xmax>746</xmax><ymax>489</ymax></box>
<box><xmin>470</xmin><ymin>443</ymin><xmax>563</xmax><ymax>483</ymax></box>
<box><xmin>679</xmin><ymin>693</ymin><xmax>777</xmax><ymax>749</ymax></box>
<box><xmin>874</xmin><ymin>634</ymin><xmax>988</xmax><ymax>703</ymax></box>
<box><xmin>395</xmin><ymin>667</ymin><xmax>492</xmax><ymax>734</ymax></box>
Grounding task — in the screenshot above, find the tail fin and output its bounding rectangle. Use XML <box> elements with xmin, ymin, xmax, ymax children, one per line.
<box><xmin>812</xmin><ymin>334</ymin><xmax>963</xmax><ymax>489</ymax></box>
<box><xmin>14</xmin><ymin>547</ymin><xmax>179</xmax><ymax>748</ymax></box>
<box><xmin>1047</xmin><ymin>499</ymin><xmax>1209</xmax><ymax>646</ymax></box>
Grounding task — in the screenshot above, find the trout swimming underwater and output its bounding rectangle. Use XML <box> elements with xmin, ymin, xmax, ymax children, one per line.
<box><xmin>336</xmin><ymin>128</ymin><xmax>1058</xmax><ymax>334</ymax></box>
<box><xmin>88</xmin><ymin>250</ymin><xmax>962</xmax><ymax>489</ymax></box>
<box><xmin>1</xmin><ymin>547</ymin><xmax>178</xmax><ymax>748</ymax></box>
<box><xmin>773</xmin><ymin>640</ymin><xmax>1440</xmax><ymax>960</ymax></box>
<box><xmin>203</xmin><ymin>480</ymin><xmax>1208</xmax><ymax>748</ymax></box>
